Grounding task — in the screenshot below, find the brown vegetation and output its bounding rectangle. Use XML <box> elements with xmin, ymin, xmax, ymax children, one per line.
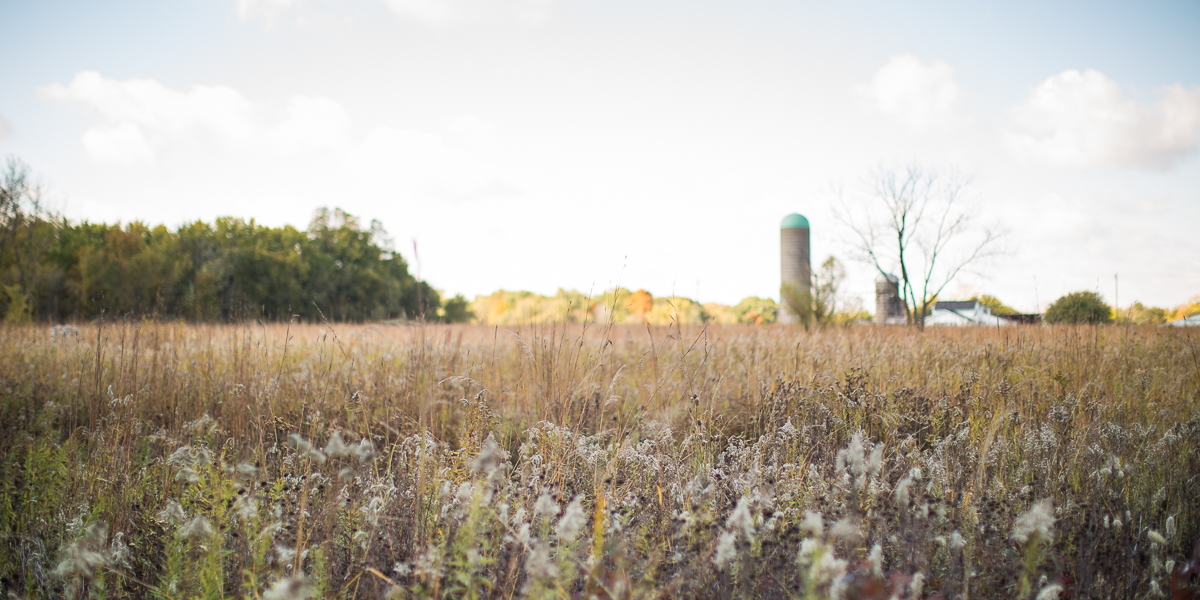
<box><xmin>0</xmin><ymin>321</ymin><xmax>1198</xmax><ymax>598</ymax></box>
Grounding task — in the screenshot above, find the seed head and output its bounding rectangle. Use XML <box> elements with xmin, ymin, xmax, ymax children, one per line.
<box><xmin>1035</xmin><ymin>583</ymin><xmax>1063</xmax><ymax>600</ymax></box>
<box><xmin>830</xmin><ymin>517</ymin><xmax>860</xmax><ymax>541</ymax></box>
<box><xmin>556</xmin><ymin>495</ymin><xmax>587</xmax><ymax>543</ymax></box>
<box><xmin>177</xmin><ymin>515</ymin><xmax>214</xmax><ymax>540</ymax></box>
<box><xmin>801</xmin><ymin>511</ymin><xmax>824</xmax><ymax>537</ymax></box>
<box><xmin>1011</xmin><ymin>499</ymin><xmax>1055</xmax><ymax>545</ymax></box>
<box><xmin>534</xmin><ymin>493</ymin><xmax>558</xmax><ymax>520</ymax></box>
<box><xmin>714</xmin><ymin>531</ymin><xmax>738</xmax><ymax>570</ymax></box>
<box><xmin>263</xmin><ymin>577</ymin><xmax>315</xmax><ymax>600</ymax></box>
<box><xmin>726</xmin><ymin>496</ymin><xmax>756</xmax><ymax>541</ymax></box>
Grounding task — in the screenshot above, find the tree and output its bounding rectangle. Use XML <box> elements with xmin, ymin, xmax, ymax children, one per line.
<box><xmin>971</xmin><ymin>294</ymin><xmax>1016</xmax><ymax>315</ymax></box>
<box><xmin>1118</xmin><ymin>301</ymin><xmax>1169</xmax><ymax>325</ymax></box>
<box><xmin>439</xmin><ymin>295</ymin><xmax>472</xmax><ymax>323</ymax></box>
<box><xmin>781</xmin><ymin>256</ymin><xmax>845</xmax><ymax>328</ymax></box>
<box><xmin>835</xmin><ymin>164</ymin><xmax>1003</xmax><ymax>328</ymax></box>
<box><xmin>1045</xmin><ymin>291</ymin><xmax>1113</xmax><ymax>324</ymax></box>
<box><xmin>1172</xmin><ymin>296</ymin><xmax>1200</xmax><ymax>321</ymax></box>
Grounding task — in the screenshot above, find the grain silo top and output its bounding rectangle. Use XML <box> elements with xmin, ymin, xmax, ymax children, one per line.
<box><xmin>780</xmin><ymin>213</ymin><xmax>809</xmax><ymax>229</ymax></box>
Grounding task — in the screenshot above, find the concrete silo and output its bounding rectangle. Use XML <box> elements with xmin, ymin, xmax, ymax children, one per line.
<box><xmin>875</xmin><ymin>273</ymin><xmax>904</xmax><ymax>324</ymax></box>
<box><xmin>779</xmin><ymin>213</ymin><xmax>811</xmax><ymax>324</ymax></box>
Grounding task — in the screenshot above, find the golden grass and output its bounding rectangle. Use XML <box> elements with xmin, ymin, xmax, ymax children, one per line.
<box><xmin>1</xmin><ymin>321</ymin><xmax>1197</xmax><ymax>598</ymax></box>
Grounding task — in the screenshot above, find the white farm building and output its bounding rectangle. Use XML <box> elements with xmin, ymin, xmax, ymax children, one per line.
<box><xmin>925</xmin><ymin>300</ymin><xmax>1012</xmax><ymax>327</ymax></box>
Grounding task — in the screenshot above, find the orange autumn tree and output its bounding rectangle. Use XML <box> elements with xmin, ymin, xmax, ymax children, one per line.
<box><xmin>625</xmin><ymin>289</ymin><xmax>653</xmax><ymax>320</ymax></box>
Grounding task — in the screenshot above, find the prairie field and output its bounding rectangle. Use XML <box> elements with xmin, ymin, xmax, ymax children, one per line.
<box><xmin>0</xmin><ymin>321</ymin><xmax>1198</xmax><ymax>599</ymax></box>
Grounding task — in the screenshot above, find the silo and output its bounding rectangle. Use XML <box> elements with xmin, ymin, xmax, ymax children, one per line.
<box><xmin>779</xmin><ymin>213</ymin><xmax>811</xmax><ymax>324</ymax></box>
<box><xmin>875</xmin><ymin>274</ymin><xmax>903</xmax><ymax>324</ymax></box>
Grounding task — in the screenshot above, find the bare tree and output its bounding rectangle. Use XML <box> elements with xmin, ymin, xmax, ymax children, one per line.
<box><xmin>834</xmin><ymin>164</ymin><xmax>1004</xmax><ymax>328</ymax></box>
<box><xmin>781</xmin><ymin>255</ymin><xmax>845</xmax><ymax>329</ymax></box>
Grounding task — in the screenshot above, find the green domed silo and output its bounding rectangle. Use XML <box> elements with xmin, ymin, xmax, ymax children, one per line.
<box><xmin>780</xmin><ymin>213</ymin><xmax>810</xmax><ymax>324</ymax></box>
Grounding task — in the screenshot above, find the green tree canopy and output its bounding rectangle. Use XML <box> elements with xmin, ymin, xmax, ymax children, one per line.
<box><xmin>1045</xmin><ymin>291</ymin><xmax>1113</xmax><ymax>324</ymax></box>
<box><xmin>0</xmin><ymin>157</ymin><xmax>451</xmax><ymax>323</ymax></box>
<box><xmin>971</xmin><ymin>294</ymin><xmax>1016</xmax><ymax>314</ymax></box>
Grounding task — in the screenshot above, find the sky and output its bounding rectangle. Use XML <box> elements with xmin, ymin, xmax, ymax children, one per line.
<box><xmin>1</xmin><ymin>0</ymin><xmax>1198</xmax><ymax>313</ymax></box>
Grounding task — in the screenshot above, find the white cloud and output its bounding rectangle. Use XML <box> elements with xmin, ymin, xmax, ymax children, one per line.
<box><xmin>1006</xmin><ymin>69</ymin><xmax>1200</xmax><ymax>169</ymax></box>
<box><xmin>41</xmin><ymin>70</ymin><xmax>349</xmax><ymax>165</ymax></box>
<box><xmin>857</xmin><ymin>54</ymin><xmax>962</xmax><ymax>128</ymax></box>
<box><xmin>42</xmin><ymin>71</ymin><xmax>512</xmax><ymax>201</ymax></box>
<box><xmin>380</xmin><ymin>0</ymin><xmax>552</xmax><ymax>25</ymax></box>
<box><xmin>81</xmin><ymin>122</ymin><xmax>156</xmax><ymax>166</ymax></box>
<box><xmin>235</xmin><ymin>0</ymin><xmax>302</xmax><ymax>22</ymax></box>
<box><xmin>232</xmin><ymin>0</ymin><xmax>552</xmax><ymax>26</ymax></box>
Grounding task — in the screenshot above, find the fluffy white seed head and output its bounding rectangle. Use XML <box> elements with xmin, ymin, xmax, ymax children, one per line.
<box><xmin>1035</xmin><ymin>583</ymin><xmax>1063</xmax><ymax>600</ymax></box>
<box><xmin>1012</xmin><ymin>499</ymin><xmax>1055</xmax><ymax>545</ymax></box>
<box><xmin>263</xmin><ymin>576</ymin><xmax>315</xmax><ymax>600</ymax></box>
<box><xmin>867</xmin><ymin>443</ymin><xmax>884</xmax><ymax>477</ymax></box>
<box><xmin>831</xmin><ymin>517</ymin><xmax>860</xmax><ymax>541</ymax></box>
<box><xmin>714</xmin><ymin>531</ymin><xmax>738</xmax><ymax>570</ymax></box>
<box><xmin>156</xmin><ymin>500</ymin><xmax>186</xmax><ymax>526</ymax></box>
<box><xmin>177</xmin><ymin>515</ymin><xmax>214</xmax><ymax>540</ymax></box>
<box><xmin>534</xmin><ymin>493</ymin><xmax>558</xmax><ymax>520</ymax></box>
<box><xmin>556</xmin><ymin>495</ymin><xmax>587</xmax><ymax>543</ymax></box>
<box><xmin>726</xmin><ymin>496</ymin><xmax>756</xmax><ymax>541</ymax></box>
<box><xmin>800</xmin><ymin>511</ymin><xmax>824</xmax><ymax>537</ymax></box>
<box><xmin>895</xmin><ymin>478</ymin><xmax>912</xmax><ymax>508</ymax></box>
<box><xmin>909</xmin><ymin>572</ymin><xmax>925</xmax><ymax>600</ymax></box>
<box><xmin>867</xmin><ymin>544</ymin><xmax>883</xmax><ymax>576</ymax></box>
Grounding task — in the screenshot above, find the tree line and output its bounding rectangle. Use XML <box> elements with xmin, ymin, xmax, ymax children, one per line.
<box><xmin>0</xmin><ymin>157</ymin><xmax>468</xmax><ymax>323</ymax></box>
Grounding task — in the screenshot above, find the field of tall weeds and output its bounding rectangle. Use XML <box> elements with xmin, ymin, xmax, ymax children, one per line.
<box><xmin>0</xmin><ymin>320</ymin><xmax>1197</xmax><ymax>599</ymax></box>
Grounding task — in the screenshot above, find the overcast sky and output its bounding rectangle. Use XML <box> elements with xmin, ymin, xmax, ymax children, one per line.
<box><xmin>1</xmin><ymin>0</ymin><xmax>1198</xmax><ymax>312</ymax></box>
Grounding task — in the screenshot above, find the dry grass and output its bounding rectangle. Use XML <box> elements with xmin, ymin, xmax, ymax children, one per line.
<box><xmin>1</xmin><ymin>320</ymin><xmax>1198</xmax><ymax>599</ymax></box>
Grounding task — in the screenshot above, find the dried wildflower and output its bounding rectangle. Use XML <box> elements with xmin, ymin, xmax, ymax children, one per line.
<box><xmin>867</xmin><ymin>544</ymin><xmax>882</xmax><ymax>576</ymax></box>
<box><xmin>1165</xmin><ymin>516</ymin><xmax>1176</xmax><ymax>538</ymax></box>
<box><xmin>352</xmin><ymin>438</ymin><xmax>377</xmax><ymax>462</ymax></box>
<box><xmin>867</xmin><ymin>443</ymin><xmax>884</xmax><ymax>477</ymax></box>
<box><xmin>1147</xmin><ymin>530</ymin><xmax>1166</xmax><ymax>545</ymax></box>
<box><xmin>233</xmin><ymin>494</ymin><xmax>258</xmax><ymax>523</ymax></box>
<box><xmin>726</xmin><ymin>496</ymin><xmax>756</xmax><ymax>541</ymax></box>
<box><xmin>534</xmin><ymin>493</ymin><xmax>558</xmax><ymax>520</ymax></box>
<box><xmin>714</xmin><ymin>531</ymin><xmax>738</xmax><ymax>570</ymax></box>
<box><xmin>524</xmin><ymin>541</ymin><xmax>558</xmax><ymax>580</ymax></box>
<box><xmin>801</xmin><ymin>511</ymin><xmax>824</xmax><ymax>537</ymax></box>
<box><xmin>909</xmin><ymin>572</ymin><xmax>925</xmax><ymax>600</ymax></box>
<box><xmin>177</xmin><ymin>515</ymin><xmax>215</xmax><ymax>540</ymax></box>
<box><xmin>263</xmin><ymin>576</ymin><xmax>315</xmax><ymax>600</ymax></box>
<box><xmin>52</xmin><ymin>522</ymin><xmax>109</xmax><ymax>596</ymax></box>
<box><xmin>809</xmin><ymin>546</ymin><xmax>848</xmax><ymax>585</ymax></box>
<box><xmin>950</xmin><ymin>531</ymin><xmax>965</xmax><ymax>549</ymax></box>
<box><xmin>156</xmin><ymin>500</ymin><xmax>186</xmax><ymax>526</ymax></box>
<box><xmin>1012</xmin><ymin>499</ymin><xmax>1055</xmax><ymax>545</ymax></box>
<box><xmin>324</xmin><ymin>431</ymin><xmax>350</xmax><ymax>457</ymax></box>
<box><xmin>556</xmin><ymin>495</ymin><xmax>586</xmax><ymax>543</ymax></box>
<box><xmin>472</xmin><ymin>433</ymin><xmax>505</xmax><ymax>475</ymax></box>
<box><xmin>895</xmin><ymin>477</ymin><xmax>912</xmax><ymax>508</ymax></box>
<box><xmin>1035</xmin><ymin>583</ymin><xmax>1063</xmax><ymax>600</ymax></box>
<box><xmin>167</xmin><ymin>446</ymin><xmax>194</xmax><ymax>467</ymax></box>
<box><xmin>288</xmin><ymin>433</ymin><xmax>327</xmax><ymax>463</ymax></box>
<box><xmin>830</xmin><ymin>517</ymin><xmax>860</xmax><ymax>541</ymax></box>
